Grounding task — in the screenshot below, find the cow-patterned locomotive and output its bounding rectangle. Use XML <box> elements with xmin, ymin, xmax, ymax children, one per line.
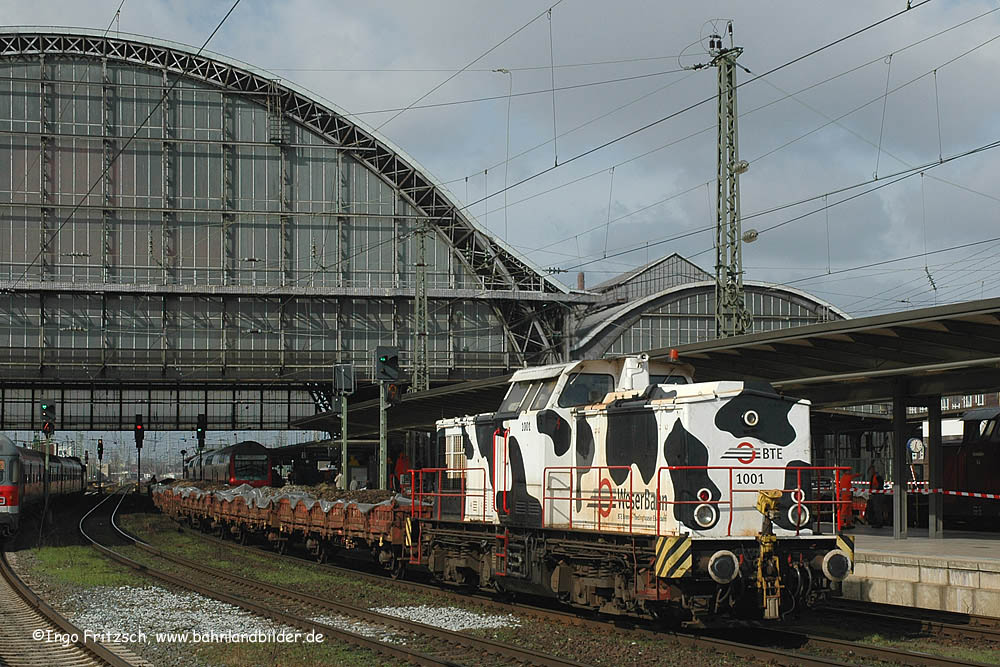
<box><xmin>413</xmin><ymin>354</ymin><xmax>853</xmax><ymax>623</ymax></box>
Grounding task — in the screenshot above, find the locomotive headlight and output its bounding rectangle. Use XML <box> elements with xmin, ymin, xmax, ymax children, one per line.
<box><xmin>821</xmin><ymin>549</ymin><xmax>852</xmax><ymax>582</ymax></box>
<box><xmin>708</xmin><ymin>549</ymin><xmax>740</xmax><ymax>584</ymax></box>
<box><xmin>694</xmin><ymin>503</ymin><xmax>718</xmax><ymax>528</ymax></box>
<box><xmin>743</xmin><ymin>410</ymin><xmax>759</xmax><ymax>427</ymax></box>
<box><xmin>788</xmin><ymin>503</ymin><xmax>810</xmax><ymax>527</ymax></box>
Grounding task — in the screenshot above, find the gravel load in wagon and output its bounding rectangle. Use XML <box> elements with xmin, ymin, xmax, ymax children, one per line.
<box><xmin>158</xmin><ymin>480</ymin><xmax>395</xmax><ymax>504</ymax></box>
<box><xmin>271</xmin><ymin>484</ymin><xmax>395</xmax><ymax>504</ymax></box>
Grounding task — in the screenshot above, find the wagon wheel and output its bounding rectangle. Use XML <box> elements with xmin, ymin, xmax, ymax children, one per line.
<box><xmin>275</xmin><ymin>539</ymin><xmax>287</xmax><ymax>555</ymax></box>
<box><xmin>389</xmin><ymin>557</ymin><xmax>406</xmax><ymax>580</ymax></box>
<box><xmin>238</xmin><ymin>528</ymin><xmax>249</xmax><ymax>546</ymax></box>
<box><xmin>316</xmin><ymin>545</ymin><xmax>329</xmax><ymax>564</ymax></box>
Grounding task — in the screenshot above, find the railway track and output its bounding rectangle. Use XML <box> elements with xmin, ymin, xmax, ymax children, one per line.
<box><xmin>819</xmin><ymin>598</ymin><xmax>1000</xmax><ymax>642</ymax></box>
<box><xmin>0</xmin><ymin>543</ymin><xmax>139</xmax><ymax>667</ymax></box>
<box><xmin>84</xmin><ymin>490</ymin><xmax>593</xmax><ymax>667</ymax></box>
<box><xmin>145</xmin><ymin>510</ymin><xmax>996</xmax><ymax>667</ymax></box>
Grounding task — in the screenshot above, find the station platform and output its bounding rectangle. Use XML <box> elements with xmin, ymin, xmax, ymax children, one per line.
<box><xmin>842</xmin><ymin>526</ymin><xmax>1000</xmax><ymax>617</ymax></box>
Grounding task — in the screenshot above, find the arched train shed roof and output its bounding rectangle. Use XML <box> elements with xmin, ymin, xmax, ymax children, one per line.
<box><xmin>0</xmin><ymin>27</ymin><xmax>568</xmax><ymax>296</ymax></box>
<box><xmin>573</xmin><ymin>280</ymin><xmax>849</xmax><ymax>358</ymax></box>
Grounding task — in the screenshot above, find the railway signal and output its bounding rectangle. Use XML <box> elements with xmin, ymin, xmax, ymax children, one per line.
<box><xmin>97</xmin><ymin>438</ymin><xmax>104</xmax><ymax>461</ymax></box>
<box><xmin>40</xmin><ymin>401</ymin><xmax>55</xmax><ymax>438</ymax></box>
<box><xmin>374</xmin><ymin>346</ymin><xmax>400</xmax><ymax>382</ymax></box>
<box><xmin>134</xmin><ymin>414</ymin><xmax>144</xmax><ymax>449</ymax></box>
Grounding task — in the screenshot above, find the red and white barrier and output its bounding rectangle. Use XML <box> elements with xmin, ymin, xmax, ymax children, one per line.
<box><xmin>865</xmin><ymin>487</ymin><xmax>1000</xmax><ymax>499</ymax></box>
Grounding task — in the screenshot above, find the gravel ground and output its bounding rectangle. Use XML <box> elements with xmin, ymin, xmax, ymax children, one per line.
<box><xmin>125</xmin><ymin>512</ymin><xmax>760</xmax><ymax>666</ymax></box>
<box><xmin>66</xmin><ymin>585</ymin><xmax>299</xmax><ymax>639</ymax></box>
<box><xmin>373</xmin><ymin>605</ymin><xmax>522</xmax><ymax>632</ymax></box>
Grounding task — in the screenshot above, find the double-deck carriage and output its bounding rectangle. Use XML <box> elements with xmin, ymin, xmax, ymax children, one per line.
<box><xmin>407</xmin><ymin>355</ymin><xmax>853</xmax><ymax>623</ymax></box>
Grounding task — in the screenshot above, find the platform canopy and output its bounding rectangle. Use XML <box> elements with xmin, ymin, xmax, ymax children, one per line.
<box><xmin>654</xmin><ymin>297</ymin><xmax>1000</xmax><ymax>407</ymax></box>
<box><xmin>297</xmin><ymin>298</ymin><xmax>1000</xmax><ymax>435</ymax></box>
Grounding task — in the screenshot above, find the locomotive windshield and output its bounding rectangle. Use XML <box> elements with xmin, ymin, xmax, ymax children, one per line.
<box><xmin>557</xmin><ymin>373</ymin><xmax>615</xmax><ymax>408</ymax></box>
<box><xmin>233</xmin><ymin>454</ymin><xmax>269</xmax><ymax>481</ymax></box>
<box><xmin>499</xmin><ymin>379</ymin><xmax>558</xmax><ymax>413</ymax></box>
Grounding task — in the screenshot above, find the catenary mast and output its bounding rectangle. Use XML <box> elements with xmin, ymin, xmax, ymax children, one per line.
<box><xmin>711</xmin><ymin>23</ymin><xmax>753</xmax><ymax>338</ymax></box>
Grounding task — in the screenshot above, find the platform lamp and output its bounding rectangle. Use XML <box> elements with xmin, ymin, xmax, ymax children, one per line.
<box><xmin>180</xmin><ymin>449</ymin><xmax>187</xmax><ymax>480</ymax></box>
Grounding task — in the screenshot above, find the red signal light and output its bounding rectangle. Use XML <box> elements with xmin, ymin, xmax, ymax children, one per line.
<box><xmin>669</xmin><ymin>348</ymin><xmax>679</xmax><ymax>362</ymax></box>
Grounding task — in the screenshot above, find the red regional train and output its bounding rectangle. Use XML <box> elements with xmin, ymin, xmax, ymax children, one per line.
<box><xmin>183</xmin><ymin>441</ymin><xmax>273</xmax><ymax>488</ymax></box>
<box><xmin>0</xmin><ymin>434</ymin><xmax>86</xmax><ymax>536</ymax></box>
<box><xmin>943</xmin><ymin>407</ymin><xmax>1000</xmax><ymax>526</ymax></box>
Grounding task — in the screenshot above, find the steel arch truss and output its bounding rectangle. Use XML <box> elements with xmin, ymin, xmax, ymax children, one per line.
<box><xmin>0</xmin><ymin>30</ymin><xmax>572</xmax><ymax>365</ymax></box>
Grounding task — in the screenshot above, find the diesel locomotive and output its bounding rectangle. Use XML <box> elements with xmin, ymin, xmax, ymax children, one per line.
<box><xmin>411</xmin><ymin>353</ymin><xmax>853</xmax><ymax>623</ymax></box>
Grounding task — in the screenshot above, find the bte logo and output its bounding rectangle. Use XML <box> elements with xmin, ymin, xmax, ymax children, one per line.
<box><xmin>720</xmin><ymin>442</ymin><xmax>784</xmax><ymax>465</ymax></box>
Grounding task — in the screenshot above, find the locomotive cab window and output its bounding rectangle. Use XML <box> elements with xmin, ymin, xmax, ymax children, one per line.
<box><xmin>499</xmin><ymin>382</ymin><xmax>530</xmax><ymax>413</ymax></box>
<box><xmin>529</xmin><ymin>379</ymin><xmax>557</xmax><ymax>411</ymax></box>
<box><xmin>557</xmin><ymin>373</ymin><xmax>615</xmax><ymax>408</ymax></box>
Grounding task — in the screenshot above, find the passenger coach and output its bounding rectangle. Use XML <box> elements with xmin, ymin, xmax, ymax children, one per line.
<box><xmin>0</xmin><ymin>434</ymin><xmax>85</xmax><ymax>536</ymax></box>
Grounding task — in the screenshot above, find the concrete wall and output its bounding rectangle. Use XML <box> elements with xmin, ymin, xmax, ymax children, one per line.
<box><xmin>843</xmin><ymin>552</ymin><xmax>1000</xmax><ymax>617</ymax></box>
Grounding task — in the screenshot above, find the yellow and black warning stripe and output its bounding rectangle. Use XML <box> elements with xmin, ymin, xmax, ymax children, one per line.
<box><xmin>836</xmin><ymin>534</ymin><xmax>854</xmax><ymax>569</ymax></box>
<box><xmin>654</xmin><ymin>535</ymin><xmax>692</xmax><ymax>578</ymax></box>
<box><xmin>404</xmin><ymin>517</ymin><xmax>414</xmax><ymax>547</ymax></box>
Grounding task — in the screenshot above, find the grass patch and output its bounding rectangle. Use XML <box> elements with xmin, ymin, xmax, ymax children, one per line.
<box><xmin>31</xmin><ymin>545</ymin><xmax>136</xmax><ymax>587</ymax></box>
<box><xmin>862</xmin><ymin>632</ymin><xmax>1000</xmax><ymax>665</ymax></box>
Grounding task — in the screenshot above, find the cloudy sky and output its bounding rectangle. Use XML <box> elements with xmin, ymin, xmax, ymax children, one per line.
<box><xmin>8</xmin><ymin>0</ymin><xmax>1000</xmax><ymax>316</ymax></box>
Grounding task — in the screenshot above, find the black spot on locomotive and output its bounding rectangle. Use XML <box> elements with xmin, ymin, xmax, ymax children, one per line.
<box><xmin>663</xmin><ymin>420</ymin><xmax>721</xmax><ymax>530</ymax></box>
<box><xmin>537</xmin><ymin>409</ymin><xmax>570</xmax><ymax>457</ymax></box>
<box><xmin>715</xmin><ymin>386</ymin><xmax>796</xmax><ymax>446</ymax></box>
<box><xmin>605</xmin><ymin>406</ymin><xmax>658</xmax><ymax>485</ymax></box>
<box><xmin>575</xmin><ymin>417</ymin><xmax>595</xmax><ymax>511</ymax></box>
<box><xmin>773</xmin><ymin>459</ymin><xmax>813</xmax><ymax>532</ymax></box>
